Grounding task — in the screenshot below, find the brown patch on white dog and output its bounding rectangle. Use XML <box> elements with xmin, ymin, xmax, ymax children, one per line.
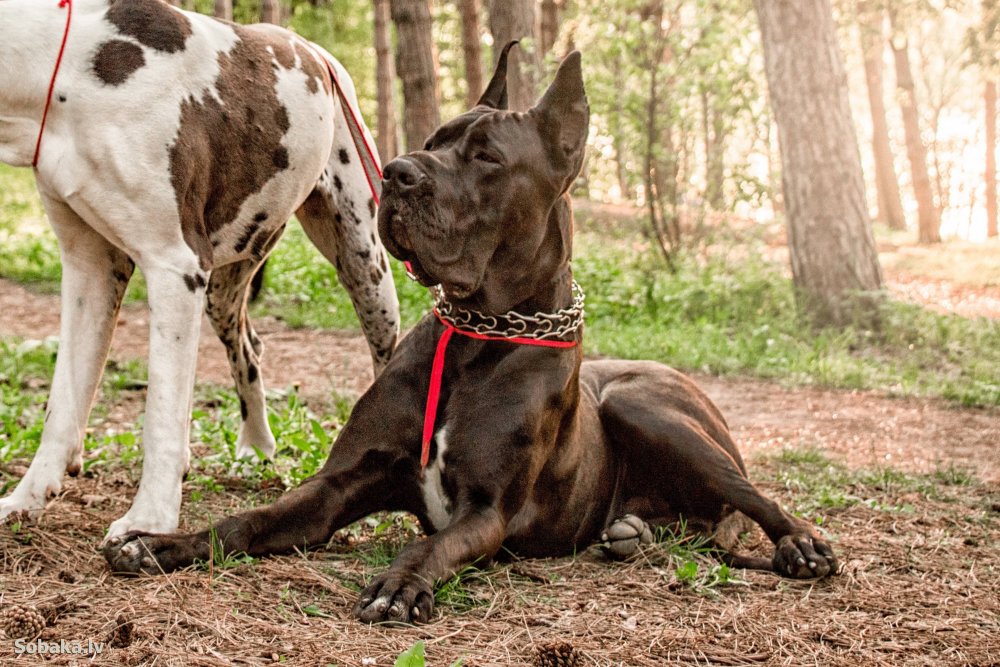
<box><xmin>105</xmin><ymin>0</ymin><xmax>191</xmax><ymax>53</ymax></box>
<box><xmin>92</xmin><ymin>40</ymin><xmax>146</xmax><ymax>86</ymax></box>
<box><xmin>168</xmin><ymin>25</ymin><xmax>293</xmax><ymax>270</ymax></box>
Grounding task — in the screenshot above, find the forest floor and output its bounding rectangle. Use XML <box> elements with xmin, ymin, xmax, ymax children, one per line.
<box><xmin>0</xmin><ymin>267</ymin><xmax>998</xmax><ymax>666</ymax></box>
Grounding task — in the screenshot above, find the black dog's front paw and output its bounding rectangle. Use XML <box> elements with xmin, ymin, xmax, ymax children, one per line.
<box><xmin>102</xmin><ymin>532</ymin><xmax>200</xmax><ymax>574</ymax></box>
<box><xmin>773</xmin><ymin>532</ymin><xmax>840</xmax><ymax>579</ymax></box>
<box><xmin>353</xmin><ymin>571</ymin><xmax>434</xmax><ymax>625</ymax></box>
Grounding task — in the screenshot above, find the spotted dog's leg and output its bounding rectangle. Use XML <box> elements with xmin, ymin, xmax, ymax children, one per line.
<box><xmin>0</xmin><ymin>198</ymin><xmax>133</xmax><ymax>523</ymax></box>
<box><xmin>106</xmin><ymin>247</ymin><xmax>207</xmax><ymax>540</ymax></box>
<box><xmin>206</xmin><ymin>253</ymin><xmax>283</xmax><ymax>462</ymax></box>
<box><xmin>297</xmin><ymin>63</ymin><xmax>399</xmax><ymax>374</ymax></box>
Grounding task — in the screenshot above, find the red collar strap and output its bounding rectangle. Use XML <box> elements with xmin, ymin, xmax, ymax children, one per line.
<box><xmin>33</xmin><ymin>0</ymin><xmax>73</xmax><ymax>169</ymax></box>
<box><xmin>420</xmin><ymin>292</ymin><xmax>583</xmax><ymax>469</ymax></box>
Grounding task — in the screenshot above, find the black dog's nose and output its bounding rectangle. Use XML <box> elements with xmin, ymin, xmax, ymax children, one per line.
<box><xmin>383</xmin><ymin>158</ymin><xmax>425</xmax><ymax>189</ymax></box>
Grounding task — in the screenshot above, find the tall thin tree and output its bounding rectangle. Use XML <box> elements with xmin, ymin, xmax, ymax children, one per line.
<box><xmin>458</xmin><ymin>0</ymin><xmax>486</xmax><ymax>108</ymax></box>
<box><xmin>261</xmin><ymin>0</ymin><xmax>281</xmax><ymax>24</ymax></box>
<box><xmin>374</xmin><ymin>0</ymin><xmax>399</xmax><ymax>161</ymax></box>
<box><xmin>981</xmin><ymin>0</ymin><xmax>1000</xmax><ymax>238</ymax></box>
<box><xmin>540</xmin><ymin>0</ymin><xmax>563</xmax><ymax>55</ymax></box>
<box><xmin>754</xmin><ymin>0</ymin><xmax>884</xmax><ymax>326</ymax></box>
<box><xmin>857</xmin><ymin>1</ymin><xmax>906</xmax><ymax>230</ymax></box>
<box><xmin>390</xmin><ymin>0</ymin><xmax>441</xmax><ymax>151</ymax></box>
<box><xmin>487</xmin><ymin>0</ymin><xmax>541</xmax><ymax>111</ymax></box>
<box><xmin>214</xmin><ymin>0</ymin><xmax>232</xmax><ymax>21</ymax></box>
<box><xmin>988</xmin><ymin>79</ymin><xmax>998</xmax><ymax>239</ymax></box>
<box><xmin>889</xmin><ymin>11</ymin><xmax>940</xmax><ymax>243</ymax></box>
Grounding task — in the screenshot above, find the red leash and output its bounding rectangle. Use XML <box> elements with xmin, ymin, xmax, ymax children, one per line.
<box><xmin>33</xmin><ymin>0</ymin><xmax>73</xmax><ymax>169</ymax></box>
<box><xmin>317</xmin><ymin>56</ymin><xmax>383</xmax><ymax>206</ymax></box>
<box><xmin>420</xmin><ymin>310</ymin><xmax>578</xmax><ymax>468</ymax></box>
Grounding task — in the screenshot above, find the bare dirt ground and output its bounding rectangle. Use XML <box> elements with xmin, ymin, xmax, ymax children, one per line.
<box><xmin>1</xmin><ymin>278</ymin><xmax>999</xmax><ymax>666</ymax></box>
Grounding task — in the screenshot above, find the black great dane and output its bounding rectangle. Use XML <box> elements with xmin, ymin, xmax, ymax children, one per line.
<box><xmin>104</xmin><ymin>46</ymin><xmax>839</xmax><ymax>624</ymax></box>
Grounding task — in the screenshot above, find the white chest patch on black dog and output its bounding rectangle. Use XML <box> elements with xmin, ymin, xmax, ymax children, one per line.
<box><xmin>421</xmin><ymin>426</ymin><xmax>453</xmax><ymax>531</ymax></box>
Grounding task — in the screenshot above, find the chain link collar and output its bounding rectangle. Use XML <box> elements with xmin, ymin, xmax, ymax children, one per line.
<box><xmin>432</xmin><ymin>280</ymin><xmax>585</xmax><ymax>341</ymax></box>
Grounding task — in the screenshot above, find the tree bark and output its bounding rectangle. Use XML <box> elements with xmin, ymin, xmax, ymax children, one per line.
<box><xmin>889</xmin><ymin>16</ymin><xmax>940</xmax><ymax>243</ymax></box>
<box><xmin>214</xmin><ymin>0</ymin><xmax>232</xmax><ymax>20</ymax></box>
<box><xmin>611</xmin><ymin>45</ymin><xmax>630</xmax><ymax>200</ymax></box>
<box><xmin>540</xmin><ymin>0</ymin><xmax>562</xmax><ymax>55</ymax></box>
<box><xmin>988</xmin><ymin>79</ymin><xmax>998</xmax><ymax>238</ymax></box>
<box><xmin>390</xmin><ymin>0</ymin><xmax>441</xmax><ymax>151</ymax></box>
<box><xmin>487</xmin><ymin>0</ymin><xmax>541</xmax><ymax>111</ymax></box>
<box><xmin>374</xmin><ymin>0</ymin><xmax>399</xmax><ymax>161</ymax></box>
<box><xmin>261</xmin><ymin>0</ymin><xmax>281</xmax><ymax>24</ymax></box>
<box><xmin>857</xmin><ymin>2</ymin><xmax>905</xmax><ymax>230</ymax></box>
<box><xmin>753</xmin><ymin>0</ymin><xmax>884</xmax><ymax>327</ymax></box>
<box><xmin>702</xmin><ymin>89</ymin><xmax>726</xmax><ymax>211</ymax></box>
<box><xmin>457</xmin><ymin>0</ymin><xmax>485</xmax><ymax>108</ymax></box>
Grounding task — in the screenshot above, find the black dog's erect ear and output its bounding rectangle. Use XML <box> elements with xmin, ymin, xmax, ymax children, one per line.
<box><xmin>532</xmin><ymin>51</ymin><xmax>590</xmax><ymax>190</ymax></box>
<box><xmin>476</xmin><ymin>41</ymin><xmax>518</xmax><ymax>110</ymax></box>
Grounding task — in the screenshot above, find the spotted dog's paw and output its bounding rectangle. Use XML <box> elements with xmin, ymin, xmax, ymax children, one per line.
<box><xmin>102</xmin><ymin>532</ymin><xmax>199</xmax><ymax>574</ymax></box>
<box><xmin>773</xmin><ymin>532</ymin><xmax>840</xmax><ymax>578</ymax></box>
<box><xmin>0</xmin><ymin>499</ymin><xmax>43</xmax><ymax>526</ymax></box>
<box><xmin>353</xmin><ymin>571</ymin><xmax>434</xmax><ymax>625</ymax></box>
<box><xmin>601</xmin><ymin>514</ymin><xmax>654</xmax><ymax>560</ymax></box>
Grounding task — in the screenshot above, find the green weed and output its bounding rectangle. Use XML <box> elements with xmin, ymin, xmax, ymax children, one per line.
<box><xmin>394</xmin><ymin>641</ymin><xmax>464</xmax><ymax>667</ymax></box>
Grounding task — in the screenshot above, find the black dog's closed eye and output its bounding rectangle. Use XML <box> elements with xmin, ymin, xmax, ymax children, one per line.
<box><xmin>473</xmin><ymin>150</ymin><xmax>502</xmax><ymax>165</ymax></box>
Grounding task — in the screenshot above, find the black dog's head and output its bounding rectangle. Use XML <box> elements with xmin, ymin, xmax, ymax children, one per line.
<box><xmin>378</xmin><ymin>44</ymin><xmax>589</xmax><ymax>313</ymax></box>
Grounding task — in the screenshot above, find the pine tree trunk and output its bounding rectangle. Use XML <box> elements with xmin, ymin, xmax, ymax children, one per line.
<box><xmin>458</xmin><ymin>0</ymin><xmax>485</xmax><ymax>108</ymax></box>
<box><xmin>214</xmin><ymin>0</ymin><xmax>232</xmax><ymax>20</ymax></box>
<box><xmin>487</xmin><ymin>0</ymin><xmax>540</xmax><ymax>111</ymax></box>
<box><xmin>374</xmin><ymin>0</ymin><xmax>399</xmax><ymax>161</ymax></box>
<box><xmin>390</xmin><ymin>0</ymin><xmax>441</xmax><ymax>151</ymax></box>
<box><xmin>889</xmin><ymin>17</ymin><xmax>940</xmax><ymax>243</ymax></box>
<box><xmin>987</xmin><ymin>80</ymin><xmax>998</xmax><ymax>238</ymax></box>
<box><xmin>540</xmin><ymin>0</ymin><xmax>561</xmax><ymax>55</ymax></box>
<box><xmin>261</xmin><ymin>0</ymin><xmax>281</xmax><ymax>24</ymax></box>
<box><xmin>754</xmin><ymin>0</ymin><xmax>884</xmax><ymax>327</ymax></box>
<box><xmin>702</xmin><ymin>89</ymin><xmax>726</xmax><ymax>211</ymax></box>
<box><xmin>857</xmin><ymin>2</ymin><xmax>905</xmax><ymax>230</ymax></box>
<box><xmin>611</xmin><ymin>47</ymin><xmax>630</xmax><ymax>200</ymax></box>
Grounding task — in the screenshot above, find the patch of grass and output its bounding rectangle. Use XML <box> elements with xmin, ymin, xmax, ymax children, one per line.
<box><xmin>255</xmin><ymin>223</ymin><xmax>431</xmax><ymax>330</ymax></box>
<box><xmin>0</xmin><ymin>165</ymin><xmax>58</xmax><ymax>289</ymax></box>
<box><xmin>188</xmin><ymin>384</ymin><xmax>355</xmax><ymax>489</ymax></box>
<box><xmin>646</xmin><ymin>521</ymin><xmax>747</xmax><ymax>596</ymax></box>
<box><xmin>764</xmin><ymin>446</ymin><xmax>978</xmax><ymax>515</ymax></box>
<box><xmin>573</xmin><ymin>238</ymin><xmax>1000</xmax><ymax>407</ymax></box>
<box><xmin>349</xmin><ymin>513</ymin><xmax>422</xmax><ymax>571</ymax></box>
<box><xmin>434</xmin><ymin>564</ymin><xmax>492</xmax><ymax>614</ymax></box>
<box><xmin>0</xmin><ymin>334</ymin><xmax>360</xmax><ymax>495</ymax></box>
<box><xmin>194</xmin><ymin>524</ymin><xmax>259</xmax><ymax>575</ymax></box>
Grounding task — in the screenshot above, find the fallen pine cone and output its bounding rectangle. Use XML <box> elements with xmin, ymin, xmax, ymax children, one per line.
<box><xmin>535</xmin><ymin>641</ymin><xmax>580</xmax><ymax>667</ymax></box>
<box><xmin>1</xmin><ymin>605</ymin><xmax>46</xmax><ymax>641</ymax></box>
<box><xmin>106</xmin><ymin>612</ymin><xmax>136</xmax><ymax>649</ymax></box>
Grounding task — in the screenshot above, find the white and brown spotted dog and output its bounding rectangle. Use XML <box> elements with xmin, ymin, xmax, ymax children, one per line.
<box><xmin>0</xmin><ymin>0</ymin><xmax>399</xmax><ymax>539</ymax></box>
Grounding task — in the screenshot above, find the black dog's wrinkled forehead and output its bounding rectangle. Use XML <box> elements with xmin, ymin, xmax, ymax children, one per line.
<box><xmin>423</xmin><ymin>108</ymin><xmax>491</xmax><ymax>150</ymax></box>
